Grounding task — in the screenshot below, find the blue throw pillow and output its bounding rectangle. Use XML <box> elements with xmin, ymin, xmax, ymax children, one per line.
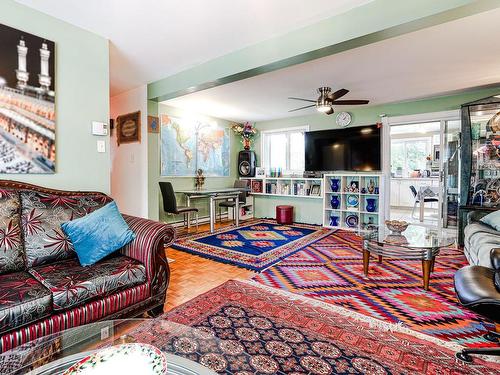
<box><xmin>61</xmin><ymin>201</ymin><xmax>136</xmax><ymax>266</ymax></box>
<box><xmin>480</xmin><ymin>210</ymin><xmax>500</xmax><ymax>231</ymax></box>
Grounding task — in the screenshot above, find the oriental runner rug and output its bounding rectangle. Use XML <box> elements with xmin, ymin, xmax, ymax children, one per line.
<box><xmin>129</xmin><ymin>280</ymin><xmax>498</xmax><ymax>374</ymax></box>
<box><xmin>172</xmin><ymin>220</ymin><xmax>332</xmax><ymax>271</ymax></box>
<box><xmin>253</xmin><ymin>229</ymin><xmax>497</xmax><ymax>349</ymax></box>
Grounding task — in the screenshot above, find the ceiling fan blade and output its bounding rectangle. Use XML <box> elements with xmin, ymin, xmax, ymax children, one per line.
<box><xmin>331</xmin><ymin>99</ymin><xmax>369</xmax><ymax>105</ymax></box>
<box><xmin>325</xmin><ymin>108</ymin><xmax>334</xmax><ymax>115</ymax></box>
<box><xmin>288</xmin><ymin>97</ymin><xmax>317</xmax><ymax>103</ymax></box>
<box><xmin>328</xmin><ymin>88</ymin><xmax>349</xmax><ymax>101</ymax></box>
<box><xmin>288</xmin><ymin>104</ymin><xmax>316</xmax><ymax>112</ymax></box>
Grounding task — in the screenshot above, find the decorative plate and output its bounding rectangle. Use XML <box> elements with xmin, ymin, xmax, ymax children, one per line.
<box><xmin>63</xmin><ymin>343</ymin><xmax>167</xmax><ymax>375</ymax></box>
<box><xmin>346</xmin><ymin>194</ymin><xmax>359</xmax><ymax>208</ymax></box>
<box><xmin>345</xmin><ymin>214</ymin><xmax>359</xmax><ymax>228</ymax></box>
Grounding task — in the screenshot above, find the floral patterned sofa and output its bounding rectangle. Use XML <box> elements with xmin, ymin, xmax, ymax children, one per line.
<box><xmin>0</xmin><ymin>181</ymin><xmax>175</xmax><ymax>353</ymax></box>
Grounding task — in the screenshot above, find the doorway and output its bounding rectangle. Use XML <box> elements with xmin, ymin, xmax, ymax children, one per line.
<box><xmin>383</xmin><ymin>111</ymin><xmax>460</xmax><ymax>235</ymax></box>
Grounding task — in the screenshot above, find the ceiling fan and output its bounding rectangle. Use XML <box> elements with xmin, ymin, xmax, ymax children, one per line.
<box><xmin>288</xmin><ymin>87</ymin><xmax>369</xmax><ymax>115</ymax></box>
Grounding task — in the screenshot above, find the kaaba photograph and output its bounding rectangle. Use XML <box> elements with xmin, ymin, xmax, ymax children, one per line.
<box><xmin>0</xmin><ymin>22</ymin><xmax>55</xmax><ymax>174</ymax></box>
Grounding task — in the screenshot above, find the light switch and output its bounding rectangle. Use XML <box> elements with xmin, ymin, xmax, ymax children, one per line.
<box><xmin>92</xmin><ymin>121</ymin><xmax>108</xmax><ymax>136</ymax></box>
<box><xmin>97</xmin><ymin>140</ymin><xmax>106</xmax><ymax>153</ymax></box>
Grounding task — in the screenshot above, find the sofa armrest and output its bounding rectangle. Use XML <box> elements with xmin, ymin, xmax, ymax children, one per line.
<box><xmin>120</xmin><ymin>215</ymin><xmax>176</xmax><ymax>299</ymax></box>
<box><xmin>467</xmin><ymin>210</ymin><xmax>489</xmax><ymax>225</ymax></box>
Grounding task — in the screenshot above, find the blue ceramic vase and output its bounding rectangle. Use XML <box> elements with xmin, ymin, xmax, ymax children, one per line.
<box><xmin>330</xmin><ymin>215</ymin><xmax>339</xmax><ymax>226</ymax></box>
<box><xmin>366</xmin><ymin>198</ymin><xmax>377</xmax><ymax>212</ymax></box>
<box><xmin>330</xmin><ymin>195</ymin><xmax>340</xmax><ymax>209</ymax></box>
<box><xmin>330</xmin><ymin>178</ymin><xmax>340</xmax><ymax>192</ymax></box>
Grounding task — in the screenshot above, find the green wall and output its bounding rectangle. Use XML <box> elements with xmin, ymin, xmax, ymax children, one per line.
<box><xmin>148</xmin><ymin>103</ymin><xmax>240</xmax><ymax>222</ymax></box>
<box><xmin>253</xmin><ymin>86</ymin><xmax>500</xmax><ymax>224</ymax></box>
<box><xmin>0</xmin><ymin>1</ymin><xmax>110</xmax><ymax>193</ymax></box>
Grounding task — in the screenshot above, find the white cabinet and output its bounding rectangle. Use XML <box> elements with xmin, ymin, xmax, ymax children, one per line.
<box><xmin>390</xmin><ymin>178</ymin><xmax>439</xmax><ymax>208</ymax></box>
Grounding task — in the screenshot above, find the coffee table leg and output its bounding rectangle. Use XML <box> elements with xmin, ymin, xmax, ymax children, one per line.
<box><xmin>378</xmin><ymin>255</ymin><xmax>382</xmax><ymax>263</ymax></box>
<box><xmin>430</xmin><ymin>258</ymin><xmax>435</xmax><ymax>273</ymax></box>
<box><xmin>422</xmin><ymin>259</ymin><xmax>432</xmax><ymax>290</ymax></box>
<box><xmin>363</xmin><ymin>249</ymin><xmax>370</xmax><ymax>276</ymax></box>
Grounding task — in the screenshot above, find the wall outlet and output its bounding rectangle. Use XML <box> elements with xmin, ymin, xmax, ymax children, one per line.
<box><xmin>97</xmin><ymin>140</ymin><xmax>106</xmax><ymax>153</ymax></box>
<box><xmin>101</xmin><ymin>326</ymin><xmax>109</xmax><ymax>340</ymax></box>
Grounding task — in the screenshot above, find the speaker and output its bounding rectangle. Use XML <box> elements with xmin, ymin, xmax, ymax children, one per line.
<box><xmin>238</xmin><ymin>150</ymin><xmax>256</xmax><ymax>177</ymax></box>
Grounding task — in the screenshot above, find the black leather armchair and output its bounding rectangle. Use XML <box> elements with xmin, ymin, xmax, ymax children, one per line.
<box><xmin>454</xmin><ymin>248</ymin><xmax>500</xmax><ymax>362</ymax></box>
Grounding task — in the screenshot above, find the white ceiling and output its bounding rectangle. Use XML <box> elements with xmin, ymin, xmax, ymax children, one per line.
<box><xmin>16</xmin><ymin>0</ymin><xmax>372</xmax><ymax>95</ymax></box>
<box><xmin>163</xmin><ymin>8</ymin><xmax>500</xmax><ymax>122</ymax></box>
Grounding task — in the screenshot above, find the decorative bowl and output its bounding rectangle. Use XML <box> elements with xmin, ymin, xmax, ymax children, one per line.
<box><xmin>385</xmin><ymin>220</ymin><xmax>409</xmax><ymax>234</ymax></box>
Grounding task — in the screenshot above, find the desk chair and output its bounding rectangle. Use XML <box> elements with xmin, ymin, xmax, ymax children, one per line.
<box><xmin>454</xmin><ymin>249</ymin><xmax>500</xmax><ymax>362</ymax></box>
<box><xmin>218</xmin><ymin>180</ymin><xmax>247</xmax><ymax>224</ymax></box>
<box><xmin>159</xmin><ymin>182</ymin><xmax>198</xmax><ymax>229</ymax></box>
<box><xmin>410</xmin><ymin>185</ymin><xmax>439</xmax><ymax>219</ymax></box>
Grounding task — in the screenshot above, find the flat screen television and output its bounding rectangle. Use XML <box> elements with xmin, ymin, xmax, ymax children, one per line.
<box><xmin>304</xmin><ymin>125</ymin><xmax>381</xmax><ymax>172</ymax></box>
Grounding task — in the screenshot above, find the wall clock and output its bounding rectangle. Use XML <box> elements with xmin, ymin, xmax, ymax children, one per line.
<box><xmin>336</xmin><ymin>111</ymin><xmax>352</xmax><ymax>127</ymax></box>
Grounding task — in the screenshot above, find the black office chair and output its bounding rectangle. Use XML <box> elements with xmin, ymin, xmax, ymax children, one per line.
<box><xmin>410</xmin><ymin>185</ymin><xmax>439</xmax><ymax>219</ymax></box>
<box><xmin>218</xmin><ymin>180</ymin><xmax>248</xmax><ymax>223</ymax></box>
<box><xmin>159</xmin><ymin>182</ymin><xmax>198</xmax><ymax>229</ymax></box>
<box><xmin>453</xmin><ymin>249</ymin><xmax>500</xmax><ymax>362</ymax></box>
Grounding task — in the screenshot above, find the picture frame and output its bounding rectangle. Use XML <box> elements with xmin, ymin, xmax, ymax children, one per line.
<box><xmin>310</xmin><ymin>184</ymin><xmax>321</xmax><ymax>196</ymax></box>
<box><xmin>116</xmin><ymin>111</ymin><xmax>141</xmax><ymax>145</ymax></box>
<box><xmin>256</xmin><ymin>167</ymin><xmax>266</xmax><ymax>177</ymax></box>
<box><xmin>147</xmin><ymin>115</ymin><xmax>160</xmax><ymax>133</ymax></box>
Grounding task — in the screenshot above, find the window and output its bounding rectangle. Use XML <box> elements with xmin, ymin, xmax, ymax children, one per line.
<box><xmin>391</xmin><ymin>137</ymin><xmax>431</xmax><ymax>177</ymax></box>
<box><xmin>261</xmin><ymin>126</ymin><xmax>308</xmax><ymax>173</ymax></box>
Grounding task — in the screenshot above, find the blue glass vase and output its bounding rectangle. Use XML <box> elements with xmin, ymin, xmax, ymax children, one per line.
<box><xmin>330</xmin><ymin>195</ymin><xmax>340</xmax><ymax>209</ymax></box>
<box><xmin>330</xmin><ymin>178</ymin><xmax>340</xmax><ymax>192</ymax></box>
<box><xmin>366</xmin><ymin>198</ymin><xmax>376</xmax><ymax>212</ymax></box>
<box><xmin>330</xmin><ymin>215</ymin><xmax>339</xmax><ymax>226</ymax></box>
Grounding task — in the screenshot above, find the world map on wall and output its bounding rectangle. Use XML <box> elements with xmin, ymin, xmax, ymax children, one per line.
<box><xmin>160</xmin><ymin>115</ymin><xmax>230</xmax><ymax>176</ymax></box>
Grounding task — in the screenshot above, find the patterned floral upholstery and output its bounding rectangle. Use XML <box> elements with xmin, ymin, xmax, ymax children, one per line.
<box><xmin>20</xmin><ymin>191</ymin><xmax>111</xmax><ymax>267</ymax></box>
<box><xmin>0</xmin><ymin>190</ymin><xmax>24</xmax><ymax>275</ymax></box>
<box><xmin>0</xmin><ymin>271</ymin><xmax>52</xmax><ymax>334</ymax></box>
<box><xmin>29</xmin><ymin>255</ymin><xmax>146</xmax><ymax>311</ymax></box>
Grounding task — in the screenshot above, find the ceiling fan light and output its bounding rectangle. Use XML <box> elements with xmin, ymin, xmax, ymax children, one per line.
<box><xmin>317</xmin><ymin>104</ymin><xmax>332</xmax><ymax>113</ymax></box>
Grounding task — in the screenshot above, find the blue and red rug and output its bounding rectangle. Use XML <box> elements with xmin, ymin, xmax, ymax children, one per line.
<box><xmin>172</xmin><ymin>220</ymin><xmax>332</xmax><ymax>271</ymax></box>
<box><xmin>253</xmin><ymin>229</ymin><xmax>496</xmax><ymax>349</ymax></box>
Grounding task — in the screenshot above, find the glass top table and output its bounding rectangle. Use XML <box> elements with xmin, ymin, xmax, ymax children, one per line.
<box><xmin>0</xmin><ymin>319</ymin><xmax>232</xmax><ymax>375</ymax></box>
<box><xmin>362</xmin><ymin>225</ymin><xmax>456</xmax><ymax>290</ymax></box>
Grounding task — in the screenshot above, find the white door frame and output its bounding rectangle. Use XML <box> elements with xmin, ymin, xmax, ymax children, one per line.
<box><xmin>382</xmin><ymin>110</ymin><xmax>460</xmax><ymax>227</ymax></box>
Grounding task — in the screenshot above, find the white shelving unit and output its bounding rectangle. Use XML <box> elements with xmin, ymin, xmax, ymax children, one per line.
<box><xmin>243</xmin><ymin>177</ymin><xmax>323</xmax><ymax>199</ymax></box>
<box><xmin>227</xmin><ymin>194</ymin><xmax>254</xmax><ymax>221</ymax></box>
<box><xmin>323</xmin><ymin>173</ymin><xmax>384</xmax><ymax>231</ymax></box>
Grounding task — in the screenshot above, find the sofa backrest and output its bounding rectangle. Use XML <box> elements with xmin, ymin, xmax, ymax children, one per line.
<box><xmin>0</xmin><ymin>190</ymin><xmax>24</xmax><ymax>275</ymax></box>
<box><xmin>0</xmin><ymin>180</ymin><xmax>112</xmax><ymax>269</ymax></box>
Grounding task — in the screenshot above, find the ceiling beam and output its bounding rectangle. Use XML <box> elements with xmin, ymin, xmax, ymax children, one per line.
<box><xmin>148</xmin><ymin>0</ymin><xmax>500</xmax><ymax>102</ymax></box>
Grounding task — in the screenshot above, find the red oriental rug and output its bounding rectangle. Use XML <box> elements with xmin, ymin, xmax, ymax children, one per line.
<box><xmin>129</xmin><ymin>280</ymin><xmax>499</xmax><ymax>374</ymax></box>
<box><xmin>253</xmin><ymin>229</ymin><xmax>496</xmax><ymax>349</ymax></box>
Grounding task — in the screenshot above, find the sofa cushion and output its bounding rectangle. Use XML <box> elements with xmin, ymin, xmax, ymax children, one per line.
<box><xmin>0</xmin><ymin>271</ymin><xmax>52</xmax><ymax>334</ymax></box>
<box><xmin>480</xmin><ymin>210</ymin><xmax>500</xmax><ymax>231</ymax></box>
<box><xmin>29</xmin><ymin>255</ymin><xmax>146</xmax><ymax>311</ymax></box>
<box><xmin>463</xmin><ymin>222</ymin><xmax>500</xmax><ymax>268</ymax></box>
<box><xmin>0</xmin><ymin>190</ymin><xmax>25</xmax><ymax>275</ymax></box>
<box><xmin>20</xmin><ymin>191</ymin><xmax>111</xmax><ymax>267</ymax></box>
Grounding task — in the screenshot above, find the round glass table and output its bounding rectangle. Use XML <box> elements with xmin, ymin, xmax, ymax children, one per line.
<box><xmin>362</xmin><ymin>225</ymin><xmax>456</xmax><ymax>290</ymax></box>
<box><xmin>0</xmin><ymin>319</ymin><xmax>237</xmax><ymax>374</ymax></box>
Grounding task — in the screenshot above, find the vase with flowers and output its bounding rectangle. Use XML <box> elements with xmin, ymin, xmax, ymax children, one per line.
<box><xmin>231</xmin><ymin>122</ymin><xmax>257</xmax><ymax>150</ymax></box>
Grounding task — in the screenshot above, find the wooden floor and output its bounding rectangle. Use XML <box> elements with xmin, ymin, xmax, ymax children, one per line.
<box><xmin>162</xmin><ymin>220</ymin><xmax>256</xmax><ymax>312</ymax></box>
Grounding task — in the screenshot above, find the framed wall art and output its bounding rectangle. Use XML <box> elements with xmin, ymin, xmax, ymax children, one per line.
<box><xmin>0</xmin><ymin>22</ymin><xmax>56</xmax><ymax>173</ymax></box>
<box><xmin>116</xmin><ymin>111</ymin><xmax>141</xmax><ymax>145</ymax></box>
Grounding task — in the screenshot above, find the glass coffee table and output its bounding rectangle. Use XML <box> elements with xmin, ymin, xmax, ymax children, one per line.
<box><xmin>363</xmin><ymin>225</ymin><xmax>455</xmax><ymax>290</ymax></box>
<box><xmin>0</xmin><ymin>319</ymin><xmax>234</xmax><ymax>374</ymax></box>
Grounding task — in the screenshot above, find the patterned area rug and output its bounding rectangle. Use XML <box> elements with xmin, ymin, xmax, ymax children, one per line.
<box><xmin>128</xmin><ymin>280</ymin><xmax>498</xmax><ymax>374</ymax></box>
<box><xmin>172</xmin><ymin>220</ymin><xmax>332</xmax><ymax>271</ymax></box>
<box><xmin>253</xmin><ymin>229</ymin><xmax>496</xmax><ymax>349</ymax></box>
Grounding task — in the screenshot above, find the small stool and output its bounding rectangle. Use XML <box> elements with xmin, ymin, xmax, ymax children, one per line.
<box><xmin>276</xmin><ymin>205</ymin><xmax>293</xmax><ymax>225</ymax></box>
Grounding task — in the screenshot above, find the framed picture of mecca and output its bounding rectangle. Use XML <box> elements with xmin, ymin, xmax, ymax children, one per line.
<box><xmin>0</xmin><ymin>23</ymin><xmax>56</xmax><ymax>173</ymax></box>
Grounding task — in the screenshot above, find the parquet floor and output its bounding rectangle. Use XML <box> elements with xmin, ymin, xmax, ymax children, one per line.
<box><xmin>162</xmin><ymin>220</ymin><xmax>256</xmax><ymax>312</ymax></box>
